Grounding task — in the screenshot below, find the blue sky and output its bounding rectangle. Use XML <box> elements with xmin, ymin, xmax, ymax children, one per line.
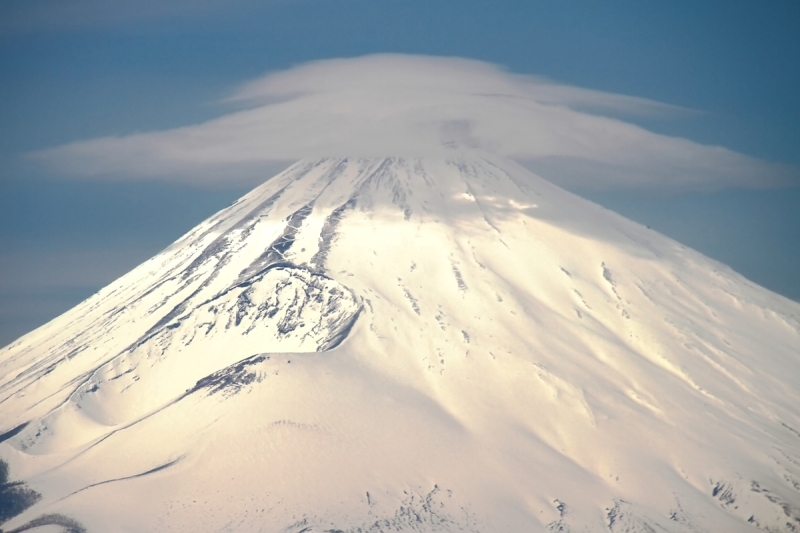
<box><xmin>1</xmin><ymin>0</ymin><xmax>799</xmax><ymax>345</ymax></box>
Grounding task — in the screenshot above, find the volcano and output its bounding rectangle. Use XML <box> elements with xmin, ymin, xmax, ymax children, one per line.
<box><xmin>1</xmin><ymin>152</ymin><xmax>799</xmax><ymax>532</ymax></box>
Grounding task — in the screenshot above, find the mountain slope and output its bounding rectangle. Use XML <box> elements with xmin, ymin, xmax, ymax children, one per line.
<box><xmin>1</xmin><ymin>152</ymin><xmax>799</xmax><ymax>532</ymax></box>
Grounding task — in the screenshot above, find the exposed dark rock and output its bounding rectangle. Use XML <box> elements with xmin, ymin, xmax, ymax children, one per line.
<box><xmin>6</xmin><ymin>513</ymin><xmax>86</xmax><ymax>533</ymax></box>
<box><xmin>0</xmin><ymin>459</ymin><xmax>41</xmax><ymax>526</ymax></box>
<box><xmin>189</xmin><ymin>354</ymin><xmax>269</xmax><ymax>397</ymax></box>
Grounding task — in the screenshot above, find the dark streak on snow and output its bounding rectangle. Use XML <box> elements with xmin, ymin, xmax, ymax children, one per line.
<box><xmin>355</xmin><ymin>158</ymin><xmax>413</xmax><ymax>219</ymax></box>
<box><xmin>58</xmin><ymin>457</ymin><xmax>183</xmax><ymax>503</ymax></box>
<box><xmin>782</xmin><ymin>422</ymin><xmax>800</xmax><ymax>441</ymax></box>
<box><xmin>403</xmin><ymin>288</ymin><xmax>421</xmax><ymax>316</ymax></box>
<box><xmin>0</xmin><ymin>422</ymin><xmax>28</xmax><ymax>444</ymax></box>
<box><xmin>602</xmin><ymin>262</ymin><xmax>615</xmax><ymax>286</ymax></box>
<box><xmin>311</xmin><ymin>198</ymin><xmax>357</xmax><ymax>272</ymax></box>
<box><xmin>452</xmin><ymin>264</ymin><xmax>468</xmax><ymax>291</ymax></box>
<box><xmin>712</xmin><ymin>481</ymin><xmax>736</xmax><ymax>506</ymax></box>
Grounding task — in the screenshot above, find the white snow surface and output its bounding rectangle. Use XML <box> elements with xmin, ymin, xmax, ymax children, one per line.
<box><xmin>1</xmin><ymin>152</ymin><xmax>800</xmax><ymax>533</ymax></box>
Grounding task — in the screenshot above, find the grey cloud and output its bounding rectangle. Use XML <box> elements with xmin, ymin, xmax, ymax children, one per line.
<box><xmin>29</xmin><ymin>54</ymin><xmax>798</xmax><ymax>191</ymax></box>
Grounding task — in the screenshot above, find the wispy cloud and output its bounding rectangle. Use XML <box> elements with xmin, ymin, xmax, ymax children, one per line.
<box><xmin>29</xmin><ymin>54</ymin><xmax>798</xmax><ymax>190</ymax></box>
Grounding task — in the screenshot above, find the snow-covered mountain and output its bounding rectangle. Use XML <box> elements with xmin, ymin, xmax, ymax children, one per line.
<box><xmin>1</xmin><ymin>152</ymin><xmax>799</xmax><ymax>533</ymax></box>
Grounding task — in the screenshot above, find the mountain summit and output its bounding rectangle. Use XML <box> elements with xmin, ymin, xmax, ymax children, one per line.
<box><xmin>1</xmin><ymin>153</ymin><xmax>799</xmax><ymax>532</ymax></box>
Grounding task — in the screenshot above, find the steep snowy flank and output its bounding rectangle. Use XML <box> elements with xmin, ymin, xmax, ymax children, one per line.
<box><xmin>1</xmin><ymin>152</ymin><xmax>799</xmax><ymax>533</ymax></box>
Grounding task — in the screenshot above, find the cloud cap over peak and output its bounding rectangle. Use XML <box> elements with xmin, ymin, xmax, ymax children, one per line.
<box><xmin>30</xmin><ymin>54</ymin><xmax>797</xmax><ymax>191</ymax></box>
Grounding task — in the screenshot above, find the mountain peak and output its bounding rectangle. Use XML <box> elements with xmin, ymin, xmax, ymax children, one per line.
<box><xmin>1</xmin><ymin>154</ymin><xmax>799</xmax><ymax>532</ymax></box>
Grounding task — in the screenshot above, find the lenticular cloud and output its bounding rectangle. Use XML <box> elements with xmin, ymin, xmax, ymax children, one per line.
<box><xmin>30</xmin><ymin>54</ymin><xmax>795</xmax><ymax>190</ymax></box>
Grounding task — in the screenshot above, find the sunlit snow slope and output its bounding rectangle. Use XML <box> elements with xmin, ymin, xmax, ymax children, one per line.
<box><xmin>1</xmin><ymin>153</ymin><xmax>800</xmax><ymax>533</ymax></box>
